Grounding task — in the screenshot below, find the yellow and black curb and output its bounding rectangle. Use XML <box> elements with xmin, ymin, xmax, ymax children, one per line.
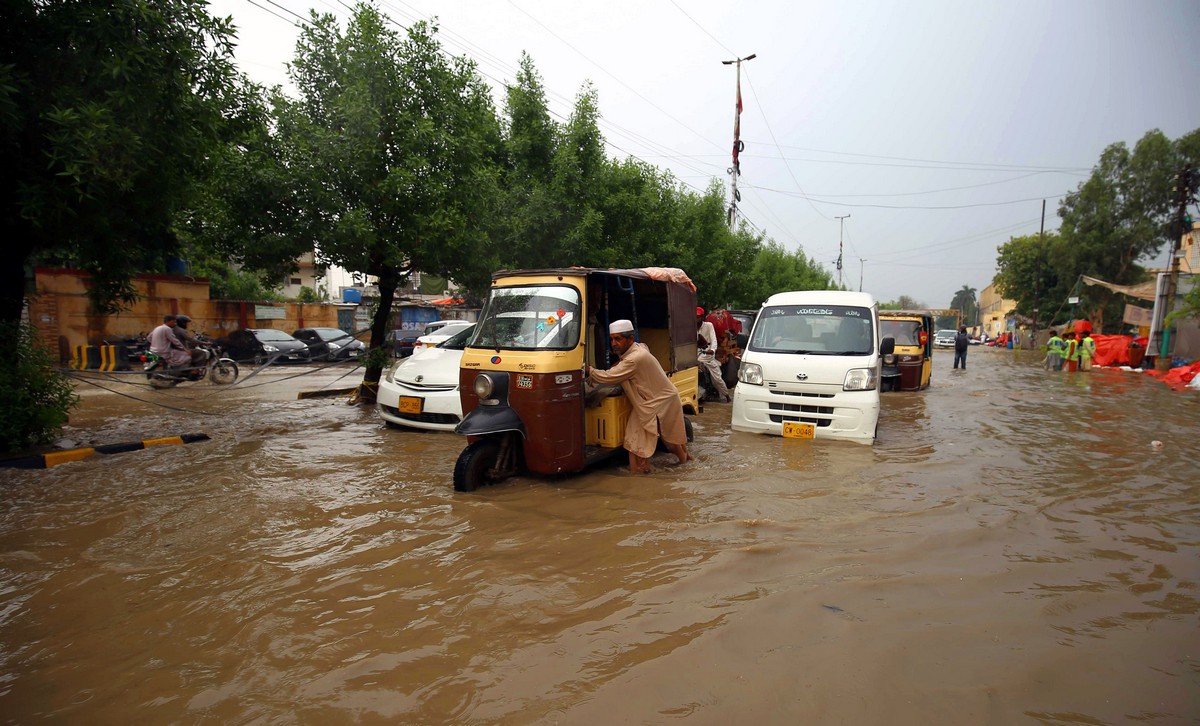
<box><xmin>1</xmin><ymin>433</ymin><xmax>211</xmax><ymax>470</ymax></box>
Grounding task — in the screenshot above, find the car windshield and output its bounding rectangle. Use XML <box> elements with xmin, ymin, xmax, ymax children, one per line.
<box><xmin>881</xmin><ymin>319</ymin><xmax>924</xmax><ymax>346</ymax></box>
<box><xmin>470</xmin><ymin>284</ymin><xmax>581</xmax><ymax>351</ymax></box>
<box><xmin>439</xmin><ymin>324</ymin><xmax>477</xmax><ymax>350</ymax></box>
<box><xmin>748</xmin><ymin>304</ymin><xmax>874</xmax><ymax>355</ymax></box>
<box><xmin>936</xmin><ymin>329</ymin><xmax>956</xmax><ymax>339</ymax></box>
<box><xmin>254</xmin><ymin>329</ymin><xmax>296</xmax><ymax>342</ymax></box>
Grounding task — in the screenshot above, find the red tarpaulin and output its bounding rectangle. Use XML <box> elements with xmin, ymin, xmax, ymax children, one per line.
<box><xmin>1091</xmin><ymin>334</ymin><xmax>1133</xmax><ymax>367</ymax></box>
<box><xmin>1144</xmin><ymin>360</ymin><xmax>1200</xmax><ymax>389</ymax></box>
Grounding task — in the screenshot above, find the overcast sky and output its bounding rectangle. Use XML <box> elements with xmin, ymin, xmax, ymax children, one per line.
<box><xmin>206</xmin><ymin>0</ymin><xmax>1200</xmax><ymax>307</ymax></box>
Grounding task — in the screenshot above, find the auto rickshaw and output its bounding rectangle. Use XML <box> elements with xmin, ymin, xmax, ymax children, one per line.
<box><xmin>879</xmin><ymin>310</ymin><xmax>934</xmax><ymax>391</ymax></box>
<box><xmin>452</xmin><ymin>267</ymin><xmax>701</xmax><ymax>492</ymax></box>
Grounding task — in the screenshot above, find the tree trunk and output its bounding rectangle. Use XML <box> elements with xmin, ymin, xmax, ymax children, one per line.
<box><xmin>354</xmin><ymin>268</ymin><xmax>400</xmax><ymax>405</ymax></box>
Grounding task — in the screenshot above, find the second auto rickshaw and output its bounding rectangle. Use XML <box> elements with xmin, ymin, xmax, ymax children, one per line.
<box><xmin>879</xmin><ymin>310</ymin><xmax>934</xmax><ymax>391</ymax></box>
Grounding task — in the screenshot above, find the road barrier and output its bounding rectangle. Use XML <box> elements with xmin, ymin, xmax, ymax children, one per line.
<box><xmin>1</xmin><ymin>433</ymin><xmax>211</xmax><ymax>470</ymax></box>
<box><xmin>69</xmin><ymin>345</ymin><xmax>130</xmax><ymax>371</ymax></box>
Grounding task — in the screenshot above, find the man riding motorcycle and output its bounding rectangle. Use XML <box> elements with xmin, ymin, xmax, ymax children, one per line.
<box><xmin>148</xmin><ymin>314</ymin><xmax>194</xmax><ymax>368</ymax></box>
<box><xmin>174</xmin><ymin>315</ymin><xmax>210</xmax><ymax>366</ymax></box>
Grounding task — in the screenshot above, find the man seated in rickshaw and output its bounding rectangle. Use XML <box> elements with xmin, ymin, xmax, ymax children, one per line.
<box><xmin>584</xmin><ymin>319</ymin><xmax>691</xmax><ymax>474</ymax></box>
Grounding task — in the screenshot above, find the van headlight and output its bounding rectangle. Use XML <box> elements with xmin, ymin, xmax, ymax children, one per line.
<box><xmin>738</xmin><ymin>362</ymin><xmax>763</xmax><ymax>386</ymax></box>
<box><xmin>843</xmin><ymin>367</ymin><xmax>878</xmax><ymax>391</ymax></box>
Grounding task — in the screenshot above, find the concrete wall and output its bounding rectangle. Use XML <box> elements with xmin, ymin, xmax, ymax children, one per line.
<box><xmin>28</xmin><ymin>268</ymin><xmax>350</xmax><ymax>362</ymax></box>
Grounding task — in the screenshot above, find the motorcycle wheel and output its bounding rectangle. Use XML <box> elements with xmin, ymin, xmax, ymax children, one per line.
<box><xmin>210</xmin><ymin>359</ymin><xmax>239</xmax><ymax>385</ymax></box>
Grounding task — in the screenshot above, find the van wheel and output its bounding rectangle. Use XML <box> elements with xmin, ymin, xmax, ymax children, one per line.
<box><xmin>454</xmin><ymin>439</ymin><xmax>501</xmax><ymax>492</ymax></box>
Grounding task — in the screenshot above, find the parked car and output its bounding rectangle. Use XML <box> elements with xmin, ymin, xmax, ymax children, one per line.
<box><xmin>933</xmin><ymin>329</ymin><xmax>958</xmax><ymax>348</ymax></box>
<box><xmin>291</xmin><ymin>327</ymin><xmax>366</xmax><ymax>361</ymax></box>
<box><xmin>217</xmin><ymin>328</ymin><xmax>311</xmax><ymax>364</ymax></box>
<box><xmin>414</xmin><ymin>320</ymin><xmax>473</xmax><ymax>351</ymax></box>
<box><xmin>377</xmin><ymin>324</ymin><xmax>476</xmax><ymax>431</ymax></box>
<box><xmin>386</xmin><ymin>323</ymin><xmax>432</xmax><ymax>358</ymax></box>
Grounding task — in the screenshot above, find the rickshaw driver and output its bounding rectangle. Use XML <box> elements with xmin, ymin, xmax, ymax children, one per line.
<box><xmin>583</xmin><ymin>319</ymin><xmax>692</xmax><ymax>474</ymax></box>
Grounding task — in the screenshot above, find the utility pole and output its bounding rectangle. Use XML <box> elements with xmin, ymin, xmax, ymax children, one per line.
<box><xmin>1032</xmin><ymin>199</ymin><xmax>1044</xmax><ymax>336</ymax></box>
<box><xmin>858</xmin><ymin>258</ymin><xmax>867</xmax><ymax>292</ymax></box>
<box><xmin>834</xmin><ymin>214</ymin><xmax>850</xmax><ymax>288</ymax></box>
<box><xmin>722</xmin><ymin>54</ymin><xmax>756</xmax><ymax>229</ymax></box>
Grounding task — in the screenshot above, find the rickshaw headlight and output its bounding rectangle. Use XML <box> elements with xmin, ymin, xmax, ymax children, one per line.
<box><xmin>883</xmin><ymin>353</ymin><xmax>895</xmax><ymax>365</ymax></box>
<box><xmin>843</xmin><ymin>367</ymin><xmax>878</xmax><ymax>391</ymax></box>
<box><xmin>738</xmin><ymin>362</ymin><xmax>763</xmax><ymax>386</ymax></box>
<box><xmin>473</xmin><ymin>373</ymin><xmax>495</xmax><ymax>399</ymax></box>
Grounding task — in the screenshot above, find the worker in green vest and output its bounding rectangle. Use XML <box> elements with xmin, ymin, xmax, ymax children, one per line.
<box><xmin>1046</xmin><ymin>330</ymin><xmax>1065</xmax><ymax>370</ymax></box>
<box><xmin>1079</xmin><ymin>330</ymin><xmax>1096</xmax><ymax>371</ymax></box>
<box><xmin>1062</xmin><ymin>331</ymin><xmax>1079</xmax><ymax>372</ymax></box>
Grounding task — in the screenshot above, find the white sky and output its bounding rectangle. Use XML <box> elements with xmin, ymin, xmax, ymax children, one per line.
<box><xmin>206</xmin><ymin>0</ymin><xmax>1200</xmax><ymax>307</ymax></box>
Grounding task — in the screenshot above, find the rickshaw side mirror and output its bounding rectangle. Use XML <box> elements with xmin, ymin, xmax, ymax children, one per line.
<box><xmin>880</xmin><ymin>337</ymin><xmax>896</xmax><ymax>356</ymax></box>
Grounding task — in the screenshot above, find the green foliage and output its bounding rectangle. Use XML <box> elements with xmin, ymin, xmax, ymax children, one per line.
<box><xmin>949</xmin><ymin>285</ymin><xmax>979</xmax><ymax>326</ymax></box>
<box><xmin>295</xmin><ymin>286</ymin><xmax>323</xmax><ymax>303</ymax></box>
<box><xmin>1</xmin><ymin>0</ymin><xmax>248</xmax><ymax>321</ymax></box>
<box><xmin>727</xmin><ymin>241</ymin><xmax>838</xmax><ymax>309</ymax></box>
<box><xmin>0</xmin><ymin>323</ymin><xmax>79</xmax><ymax>453</ymax></box>
<box><xmin>200</xmin><ymin>265</ymin><xmax>282</xmax><ymax>301</ymax></box>
<box><xmin>1166</xmin><ymin>281</ymin><xmax>1200</xmax><ymax>327</ymax></box>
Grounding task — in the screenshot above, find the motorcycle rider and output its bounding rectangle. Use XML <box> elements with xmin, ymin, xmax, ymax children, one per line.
<box><xmin>173</xmin><ymin>315</ymin><xmax>209</xmax><ymax>366</ymax></box>
<box><xmin>149</xmin><ymin>314</ymin><xmax>193</xmax><ymax>368</ymax></box>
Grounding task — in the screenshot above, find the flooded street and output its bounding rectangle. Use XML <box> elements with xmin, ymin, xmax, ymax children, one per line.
<box><xmin>2</xmin><ymin>349</ymin><xmax>1197</xmax><ymax>724</ymax></box>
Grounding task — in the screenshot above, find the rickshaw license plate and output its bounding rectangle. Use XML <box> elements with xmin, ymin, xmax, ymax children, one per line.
<box><xmin>782</xmin><ymin>421</ymin><xmax>815</xmax><ymax>439</ymax></box>
<box><xmin>398</xmin><ymin>396</ymin><xmax>423</xmax><ymax>414</ymax></box>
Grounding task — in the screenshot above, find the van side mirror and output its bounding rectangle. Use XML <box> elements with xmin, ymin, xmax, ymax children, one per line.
<box><xmin>880</xmin><ymin>337</ymin><xmax>895</xmax><ymax>356</ymax></box>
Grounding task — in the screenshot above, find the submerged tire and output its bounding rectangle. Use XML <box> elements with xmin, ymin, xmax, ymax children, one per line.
<box><xmin>453</xmin><ymin>439</ymin><xmax>501</xmax><ymax>492</ymax></box>
<box><xmin>685</xmin><ymin>417</ymin><xmax>694</xmax><ymax>443</ymax></box>
<box><xmin>210</xmin><ymin>359</ymin><xmax>239</xmax><ymax>385</ymax></box>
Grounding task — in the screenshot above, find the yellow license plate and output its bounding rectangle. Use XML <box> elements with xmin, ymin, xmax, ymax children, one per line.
<box><xmin>782</xmin><ymin>421</ymin><xmax>815</xmax><ymax>439</ymax></box>
<box><xmin>398</xmin><ymin>396</ymin><xmax>423</xmax><ymax>414</ymax></box>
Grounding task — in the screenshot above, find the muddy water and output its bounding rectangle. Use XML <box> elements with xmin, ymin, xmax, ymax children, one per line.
<box><xmin>1</xmin><ymin>351</ymin><xmax>1197</xmax><ymax>723</ymax></box>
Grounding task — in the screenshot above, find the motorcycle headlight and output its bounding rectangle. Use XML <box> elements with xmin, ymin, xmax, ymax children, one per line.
<box><xmin>843</xmin><ymin>367</ymin><xmax>878</xmax><ymax>391</ymax></box>
<box><xmin>738</xmin><ymin>362</ymin><xmax>763</xmax><ymax>386</ymax></box>
<box><xmin>473</xmin><ymin>373</ymin><xmax>495</xmax><ymax>399</ymax></box>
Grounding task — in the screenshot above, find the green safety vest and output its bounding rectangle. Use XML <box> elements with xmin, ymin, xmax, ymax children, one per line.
<box><xmin>1080</xmin><ymin>337</ymin><xmax>1095</xmax><ymax>360</ymax></box>
<box><xmin>1047</xmin><ymin>336</ymin><xmax>1064</xmax><ymax>354</ymax></box>
<box><xmin>1065</xmin><ymin>339</ymin><xmax>1079</xmax><ymax>361</ymax></box>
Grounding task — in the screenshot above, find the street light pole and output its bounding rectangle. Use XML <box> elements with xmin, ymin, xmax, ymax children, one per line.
<box><xmin>721</xmin><ymin>53</ymin><xmax>756</xmax><ymax>229</ymax></box>
<box><xmin>858</xmin><ymin>258</ymin><xmax>867</xmax><ymax>292</ymax></box>
<box><xmin>834</xmin><ymin>214</ymin><xmax>850</xmax><ymax>288</ymax></box>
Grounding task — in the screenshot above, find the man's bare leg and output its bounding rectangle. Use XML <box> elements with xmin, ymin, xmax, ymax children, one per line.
<box><xmin>628</xmin><ymin>450</ymin><xmax>653</xmax><ymax>475</ymax></box>
<box><xmin>664</xmin><ymin>441</ymin><xmax>690</xmax><ymax>465</ymax></box>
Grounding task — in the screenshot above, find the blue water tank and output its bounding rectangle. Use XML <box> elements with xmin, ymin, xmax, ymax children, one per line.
<box><xmin>342</xmin><ymin>288</ymin><xmax>363</xmax><ymax>304</ymax></box>
<box><xmin>166</xmin><ymin>256</ymin><xmax>189</xmax><ymax>275</ymax></box>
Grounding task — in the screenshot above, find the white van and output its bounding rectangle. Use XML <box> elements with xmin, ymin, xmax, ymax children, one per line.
<box><xmin>730</xmin><ymin>290</ymin><xmax>892</xmax><ymax>443</ymax></box>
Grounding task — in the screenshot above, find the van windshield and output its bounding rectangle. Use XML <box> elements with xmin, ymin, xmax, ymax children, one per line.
<box><xmin>470</xmin><ymin>284</ymin><xmax>581</xmax><ymax>351</ymax></box>
<box><xmin>748</xmin><ymin>304</ymin><xmax>874</xmax><ymax>355</ymax></box>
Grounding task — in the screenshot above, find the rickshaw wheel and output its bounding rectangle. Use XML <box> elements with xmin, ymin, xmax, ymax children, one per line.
<box><xmin>454</xmin><ymin>439</ymin><xmax>501</xmax><ymax>492</ymax></box>
<box><xmin>685</xmin><ymin>417</ymin><xmax>694</xmax><ymax>443</ymax></box>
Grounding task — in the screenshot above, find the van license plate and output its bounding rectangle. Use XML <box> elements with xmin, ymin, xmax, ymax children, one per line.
<box><xmin>399</xmin><ymin>396</ymin><xmax>423</xmax><ymax>414</ymax></box>
<box><xmin>782</xmin><ymin>421</ymin><xmax>815</xmax><ymax>439</ymax></box>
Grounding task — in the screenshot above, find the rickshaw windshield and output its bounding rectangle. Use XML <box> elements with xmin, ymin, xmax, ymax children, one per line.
<box><xmin>470</xmin><ymin>284</ymin><xmax>582</xmax><ymax>351</ymax></box>
<box><xmin>881</xmin><ymin>319</ymin><xmax>923</xmax><ymax>346</ymax></box>
<box><xmin>749</xmin><ymin>304</ymin><xmax>874</xmax><ymax>355</ymax></box>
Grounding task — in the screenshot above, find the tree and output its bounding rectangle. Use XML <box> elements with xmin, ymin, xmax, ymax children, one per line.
<box><xmin>949</xmin><ymin>285</ymin><xmax>978</xmax><ymax>327</ymax></box>
<box><xmin>277</xmin><ymin>8</ymin><xmax>503</xmax><ymax>400</ymax></box>
<box><xmin>1</xmin><ymin>0</ymin><xmax>247</xmax><ymax>321</ymax></box>
<box><xmin>995</xmin><ymin>231</ymin><xmax>1068</xmax><ymax>324</ymax></box>
<box><xmin>732</xmin><ymin>241</ymin><xmax>837</xmax><ymax>309</ymax></box>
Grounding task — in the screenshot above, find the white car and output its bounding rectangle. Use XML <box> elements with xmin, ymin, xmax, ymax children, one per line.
<box><xmin>933</xmin><ymin>329</ymin><xmax>957</xmax><ymax>348</ymax></box>
<box><xmin>377</xmin><ymin>324</ymin><xmax>475</xmax><ymax>431</ymax></box>
<box><xmin>413</xmin><ymin>320</ymin><xmax>474</xmax><ymax>351</ymax></box>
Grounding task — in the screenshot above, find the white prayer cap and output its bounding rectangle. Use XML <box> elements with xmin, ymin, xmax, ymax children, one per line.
<box><xmin>609</xmin><ymin>319</ymin><xmax>634</xmax><ymax>334</ymax></box>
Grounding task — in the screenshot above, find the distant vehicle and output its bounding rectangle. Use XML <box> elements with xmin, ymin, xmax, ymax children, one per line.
<box><xmin>377</xmin><ymin>324</ymin><xmax>476</xmax><ymax>431</ymax></box>
<box><xmin>933</xmin><ymin>329</ymin><xmax>957</xmax><ymax>348</ymax></box>
<box><xmin>217</xmin><ymin>328</ymin><xmax>311</xmax><ymax>365</ymax></box>
<box><xmin>291</xmin><ymin>327</ymin><xmax>366</xmax><ymax>361</ymax></box>
<box><xmin>415</xmin><ymin>321</ymin><xmax>473</xmax><ymax>350</ymax></box>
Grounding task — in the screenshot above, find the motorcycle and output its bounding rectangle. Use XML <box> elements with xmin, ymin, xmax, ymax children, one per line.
<box><xmin>143</xmin><ymin>342</ymin><xmax>239</xmax><ymax>389</ymax></box>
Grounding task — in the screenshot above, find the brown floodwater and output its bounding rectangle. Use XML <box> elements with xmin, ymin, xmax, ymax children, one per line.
<box><xmin>1</xmin><ymin>350</ymin><xmax>1197</xmax><ymax>724</ymax></box>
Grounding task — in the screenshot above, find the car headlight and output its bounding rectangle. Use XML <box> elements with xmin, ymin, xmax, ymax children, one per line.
<box><xmin>843</xmin><ymin>367</ymin><xmax>878</xmax><ymax>391</ymax></box>
<box><xmin>264</xmin><ymin>344</ymin><xmax>279</xmax><ymax>352</ymax></box>
<box><xmin>473</xmin><ymin>373</ymin><xmax>495</xmax><ymax>400</ymax></box>
<box><xmin>328</xmin><ymin>342</ymin><xmax>342</xmax><ymax>350</ymax></box>
<box><xmin>738</xmin><ymin>361</ymin><xmax>763</xmax><ymax>386</ymax></box>
<box><xmin>384</xmin><ymin>359</ymin><xmax>402</xmax><ymax>383</ymax></box>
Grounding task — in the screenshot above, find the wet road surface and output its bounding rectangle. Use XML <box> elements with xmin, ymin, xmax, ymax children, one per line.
<box><xmin>1</xmin><ymin>349</ymin><xmax>1197</xmax><ymax>723</ymax></box>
